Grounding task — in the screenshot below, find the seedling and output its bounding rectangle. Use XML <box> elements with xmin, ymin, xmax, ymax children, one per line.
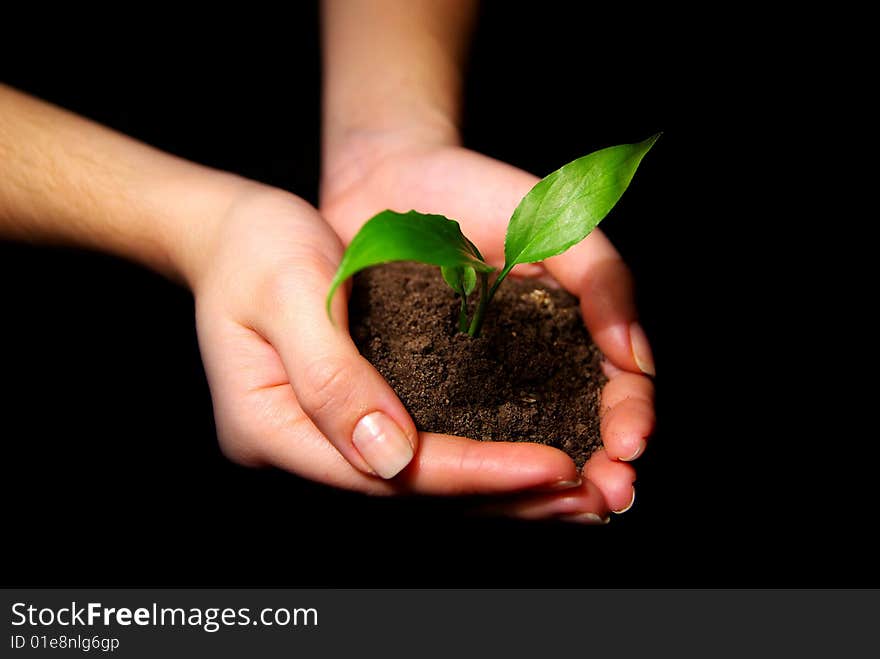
<box><xmin>327</xmin><ymin>134</ymin><xmax>659</xmax><ymax>337</ymax></box>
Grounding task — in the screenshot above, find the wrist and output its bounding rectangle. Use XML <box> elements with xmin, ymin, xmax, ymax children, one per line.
<box><xmin>321</xmin><ymin>111</ymin><xmax>460</xmax><ymax>207</ymax></box>
<box><xmin>144</xmin><ymin>166</ymin><xmax>266</xmax><ymax>291</ymax></box>
<box><xmin>320</xmin><ymin>0</ymin><xmax>474</xmax><ymax>203</ymax></box>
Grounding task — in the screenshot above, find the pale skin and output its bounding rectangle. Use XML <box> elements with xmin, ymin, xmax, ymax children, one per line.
<box><xmin>0</xmin><ymin>2</ymin><xmax>654</xmax><ymax>524</ymax></box>
<box><xmin>320</xmin><ymin>0</ymin><xmax>655</xmax><ymax>519</ymax></box>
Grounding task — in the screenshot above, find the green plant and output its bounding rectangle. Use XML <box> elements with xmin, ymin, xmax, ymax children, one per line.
<box><xmin>327</xmin><ymin>134</ymin><xmax>660</xmax><ymax>338</ymax></box>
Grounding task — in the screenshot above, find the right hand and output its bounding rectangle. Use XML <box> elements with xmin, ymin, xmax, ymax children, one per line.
<box><xmin>320</xmin><ymin>138</ymin><xmax>656</xmax><ymax>519</ymax></box>
<box><xmin>192</xmin><ymin>185</ymin><xmax>598</xmax><ymax>508</ymax></box>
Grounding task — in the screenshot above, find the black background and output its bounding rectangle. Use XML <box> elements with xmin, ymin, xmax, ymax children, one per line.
<box><xmin>1</xmin><ymin>4</ymin><xmax>871</xmax><ymax>586</ymax></box>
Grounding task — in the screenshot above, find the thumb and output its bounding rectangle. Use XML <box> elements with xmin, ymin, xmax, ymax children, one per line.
<box><xmin>255</xmin><ymin>241</ymin><xmax>418</xmax><ymax>479</ymax></box>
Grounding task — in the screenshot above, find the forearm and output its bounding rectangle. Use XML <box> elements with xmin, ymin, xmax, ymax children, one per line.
<box><xmin>320</xmin><ymin>0</ymin><xmax>476</xmax><ymax>191</ymax></box>
<box><xmin>0</xmin><ymin>84</ymin><xmax>253</xmax><ymax>287</ymax></box>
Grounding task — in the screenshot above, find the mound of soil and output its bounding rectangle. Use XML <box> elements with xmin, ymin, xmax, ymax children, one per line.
<box><xmin>349</xmin><ymin>262</ymin><xmax>606</xmax><ymax>468</ymax></box>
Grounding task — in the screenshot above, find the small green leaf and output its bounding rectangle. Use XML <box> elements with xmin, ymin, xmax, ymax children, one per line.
<box><xmin>327</xmin><ymin>210</ymin><xmax>493</xmax><ymax>320</ymax></box>
<box><xmin>503</xmin><ymin>133</ymin><xmax>660</xmax><ymax>268</ymax></box>
<box><xmin>441</xmin><ymin>265</ymin><xmax>477</xmax><ymax>296</ymax></box>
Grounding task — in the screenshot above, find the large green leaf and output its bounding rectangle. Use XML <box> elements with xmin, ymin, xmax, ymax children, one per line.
<box><xmin>503</xmin><ymin>133</ymin><xmax>660</xmax><ymax>268</ymax></box>
<box><xmin>326</xmin><ymin>209</ymin><xmax>493</xmax><ymax>319</ymax></box>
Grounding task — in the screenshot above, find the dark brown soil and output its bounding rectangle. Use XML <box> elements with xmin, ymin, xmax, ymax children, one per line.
<box><xmin>349</xmin><ymin>262</ymin><xmax>607</xmax><ymax>469</ymax></box>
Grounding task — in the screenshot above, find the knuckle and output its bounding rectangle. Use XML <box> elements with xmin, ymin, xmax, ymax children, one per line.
<box><xmin>216</xmin><ymin>427</ymin><xmax>264</xmax><ymax>468</ymax></box>
<box><xmin>298</xmin><ymin>246</ymin><xmax>343</xmax><ymax>284</ymax></box>
<box><xmin>298</xmin><ymin>356</ymin><xmax>357</xmax><ymax>418</ymax></box>
<box><xmin>213</xmin><ymin>403</ymin><xmax>267</xmax><ymax>468</ymax></box>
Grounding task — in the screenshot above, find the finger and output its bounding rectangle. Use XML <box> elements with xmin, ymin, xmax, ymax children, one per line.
<box><xmin>473</xmin><ymin>479</ymin><xmax>610</xmax><ymax>523</ymax></box>
<box><xmin>251</xmin><ymin>219</ymin><xmax>419</xmax><ymax>480</ymax></box>
<box><xmin>397</xmin><ymin>434</ymin><xmax>581</xmax><ymax>495</ymax></box>
<box><xmin>543</xmin><ymin>229</ymin><xmax>655</xmax><ymax>376</ymax></box>
<box><xmin>583</xmin><ymin>449</ymin><xmax>637</xmax><ymax>514</ymax></box>
<box><xmin>203</xmin><ymin>312</ymin><xmax>582</xmax><ymax>495</ymax></box>
<box><xmin>600</xmin><ymin>370</ymin><xmax>656</xmax><ymax>461</ymax></box>
<box><xmin>254</xmin><ymin>383</ymin><xmax>580</xmax><ymax>494</ymax></box>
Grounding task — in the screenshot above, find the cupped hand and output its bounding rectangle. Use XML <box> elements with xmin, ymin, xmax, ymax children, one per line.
<box><xmin>192</xmin><ymin>185</ymin><xmax>590</xmax><ymax>502</ymax></box>
<box><xmin>321</xmin><ymin>142</ymin><xmax>656</xmax><ymax>519</ymax></box>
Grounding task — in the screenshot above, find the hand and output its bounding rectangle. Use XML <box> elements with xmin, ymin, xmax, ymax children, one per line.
<box><xmin>0</xmin><ymin>84</ymin><xmax>603</xmax><ymax>515</ymax></box>
<box><xmin>192</xmin><ymin>185</ymin><xmax>592</xmax><ymax>500</ymax></box>
<box><xmin>320</xmin><ymin>140</ymin><xmax>656</xmax><ymax>518</ymax></box>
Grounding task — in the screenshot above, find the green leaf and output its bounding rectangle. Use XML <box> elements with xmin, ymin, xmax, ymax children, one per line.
<box><xmin>441</xmin><ymin>265</ymin><xmax>477</xmax><ymax>296</ymax></box>
<box><xmin>327</xmin><ymin>209</ymin><xmax>494</xmax><ymax>319</ymax></box>
<box><xmin>503</xmin><ymin>133</ymin><xmax>660</xmax><ymax>268</ymax></box>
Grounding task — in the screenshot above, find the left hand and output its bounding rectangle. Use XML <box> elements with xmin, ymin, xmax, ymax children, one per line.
<box><xmin>321</xmin><ymin>140</ymin><xmax>656</xmax><ymax>520</ymax></box>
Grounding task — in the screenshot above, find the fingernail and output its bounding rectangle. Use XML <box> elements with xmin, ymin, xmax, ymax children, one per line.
<box><xmin>557</xmin><ymin>512</ymin><xmax>610</xmax><ymax>525</ymax></box>
<box><xmin>352</xmin><ymin>412</ymin><xmax>414</xmax><ymax>479</ymax></box>
<box><xmin>629</xmin><ymin>322</ymin><xmax>656</xmax><ymax>376</ymax></box>
<box><xmin>613</xmin><ymin>486</ymin><xmax>636</xmax><ymax>514</ymax></box>
<box><xmin>620</xmin><ymin>439</ymin><xmax>646</xmax><ymax>462</ymax></box>
<box><xmin>546</xmin><ymin>477</ymin><xmax>583</xmax><ymax>491</ymax></box>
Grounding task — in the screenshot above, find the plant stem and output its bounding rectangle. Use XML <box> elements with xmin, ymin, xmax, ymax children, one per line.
<box><xmin>487</xmin><ymin>265</ymin><xmax>513</xmax><ymax>302</ymax></box>
<box><xmin>458</xmin><ymin>295</ymin><xmax>469</xmax><ymax>333</ymax></box>
<box><xmin>467</xmin><ymin>265</ymin><xmax>513</xmax><ymax>337</ymax></box>
<box><xmin>466</xmin><ymin>272</ymin><xmax>489</xmax><ymax>337</ymax></box>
